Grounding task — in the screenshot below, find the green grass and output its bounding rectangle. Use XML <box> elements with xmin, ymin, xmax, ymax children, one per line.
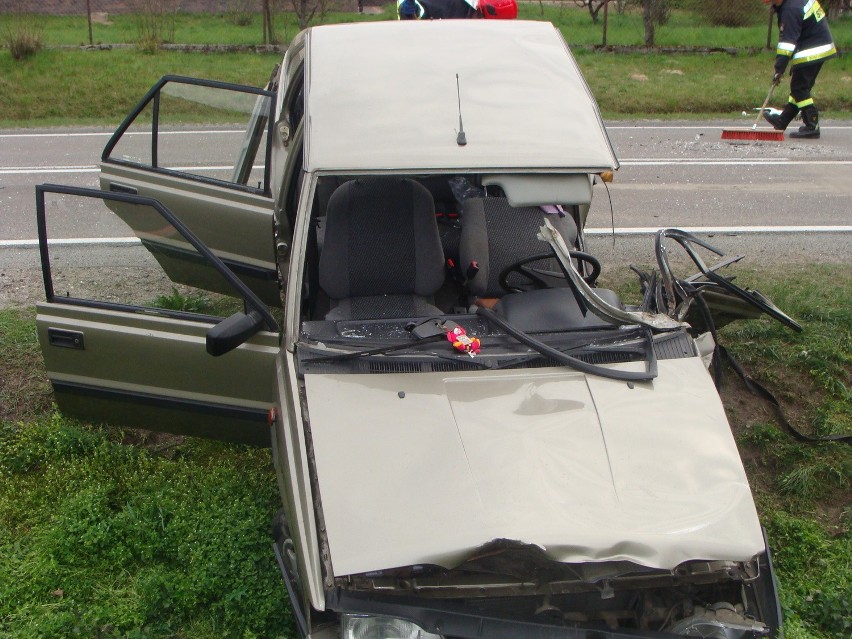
<box><xmin>0</xmin><ymin>9</ymin><xmax>396</xmax><ymax>48</ymax></box>
<box><xmin>0</xmin><ymin>309</ymin><xmax>52</xmax><ymax>422</ymax></box>
<box><xmin>0</xmin><ymin>9</ymin><xmax>849</xmax><ymax>125</ymax></box>
<box><xmin>0</xmin><ymin>48</ymin><xmax>281</xmax><ymax>126</ymax></box>
<box><xmin>3</xmin><ymin>5</ymin><xmax>850</xmax><ymax>50</ymax></box>
<box><xmin>717</xmin><ymin>266</ymin><xmax>851</xmax><ymax>639</ymax></box>
<box><xmin>1</xmin><ymin>266</ymin><xmax>850</xmax><ymax>638</ymax></box>
<box><xmin>0</xmin><ymin>415</ymin><xmax>293</xmax><ymax>638</ymax></box>
<box><xmin>0</xmin><ymin>46</ymin><xmax>849</xmax><ymax>126</ymax></box>
<box><xmin>577</xmin><ymin>48</ymin><xmax>851</xmax><ymax>117</ymax></box>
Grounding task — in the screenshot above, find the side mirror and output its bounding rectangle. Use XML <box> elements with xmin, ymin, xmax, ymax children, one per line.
<box><xmin>206</xmin><ymin>310</ymin><xmax>264</xmax><ymax>356</ymax></box>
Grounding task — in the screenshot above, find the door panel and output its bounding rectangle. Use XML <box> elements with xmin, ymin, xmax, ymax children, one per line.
<box><xmin>100</xmin><ymin>163</ymin><xmax>280</xmax><ymax>306</ymax></box>
<box><xmin>38</xmin><ymin>303</ymin><xmax>279</xmax><ymax>446</ymax></box>
<box><xmin>99</xmin><ymin>75</ymin><xmax>280</xmax><ymax>305</ymax></box>
<box><xmin>36</xmin><ymin>185</ymin><xmax>281</xmax><ymax>446</ymax></box>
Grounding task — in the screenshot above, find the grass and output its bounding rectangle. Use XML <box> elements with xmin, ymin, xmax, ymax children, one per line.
<box><xmin>1</xmin><ymin>266</ymin><xmax>850</xmax><ymax>638</ymax></box>
<box><xmin>0</xmin><ymin>48</ymin><xmax>282</xmax><ymax>126</ymax></box>
<box><xmin>0</xmin><ymin>415</ymin><xmax>292</xmax><ymax>638</ymax></box>
<box><xmin>717</xmin><ymin>266</ymin><xmax>851</xmax><ymax>639</ymax></box>
<box><xmin>0</xmin><ymin>9</ymin><xmax>850</xmax><ymax>125</ymax></box>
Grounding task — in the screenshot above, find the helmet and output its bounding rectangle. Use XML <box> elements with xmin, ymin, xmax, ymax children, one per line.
<box><xmin>478</xmin><ymin>0</ymin><xmax>517</xmax><ymax>19</ymax></box>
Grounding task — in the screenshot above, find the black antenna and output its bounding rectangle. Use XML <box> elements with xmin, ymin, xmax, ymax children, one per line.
<box><xmin>455</xmin><ymin>74</ymin><xmax>467</xmax><ymax>146</ymax></box>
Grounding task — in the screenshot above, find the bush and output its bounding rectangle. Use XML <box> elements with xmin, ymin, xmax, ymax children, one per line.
<box><xmin>227</xmin><ymin>0</ymin><xmax>256</xmax><ymax>26</ymax></box>
<box><xmin>2</xmin><ymin>15</ymin><xmax>43</xmax><ymax>60</ymax></box>
<box><xmin>133</xmin><ymin>0</ymin><xmax>178</xmax><ymax>51</ymax></box>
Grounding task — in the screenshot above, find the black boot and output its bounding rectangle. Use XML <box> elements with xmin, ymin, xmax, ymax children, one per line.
<box><xmin>790</xmin><ymin>105</ymin><xmax>820</xmax><ymax>139</ymax></box>
<box><xmin>763</xmin><ymin>103</ymin><xmax>799</xmax><ymax>131</ymax></box>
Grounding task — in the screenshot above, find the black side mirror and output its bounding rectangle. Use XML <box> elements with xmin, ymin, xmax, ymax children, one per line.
<box><xmin>206</xmin><ymin>310</ymin><xmax>264</xmax><ymax>356</ymax></box>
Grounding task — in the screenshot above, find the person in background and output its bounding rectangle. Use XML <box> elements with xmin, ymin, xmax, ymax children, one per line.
<box><xmin>397</xmin><ymin>0</ymin><xmax>517</xmax><ymax>21</ymax></box>
<box><xmin>762</xmin><ymin>0</ymin><xmax>837</xmax><ymax>139</ymax></box>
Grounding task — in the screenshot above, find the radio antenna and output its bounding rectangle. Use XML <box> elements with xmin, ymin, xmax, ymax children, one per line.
<box><xmin>455</xmin><ymin>74</ymin><xmax>467</xmax><ymax>146</ymax></box>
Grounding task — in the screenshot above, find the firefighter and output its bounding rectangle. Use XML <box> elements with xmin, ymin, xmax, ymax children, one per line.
<box><xmin>397</xmin><ymin>0</ymin><xmax>517</xmax><ymax>20</ymax></box>
<box><xmin>762</xmin><ymin>0</ymin><xmax>837</xmax><ymax>139</ymax></box>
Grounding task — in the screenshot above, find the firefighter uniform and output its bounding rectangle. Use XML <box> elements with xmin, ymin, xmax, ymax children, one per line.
<box><xmin>398</xmin><ymin>0</ymin><xmax>479</xmax><ymax>20</ymax></box>
<box><xmin>764</xmin><ymin>0</ymin><xmax>837</xmax><ymax>138</ymax></box>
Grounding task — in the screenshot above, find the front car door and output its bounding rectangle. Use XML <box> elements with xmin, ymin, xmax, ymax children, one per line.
<box><xmin>35</xmin><ymin>185</ymin><xmax>282</xmax><ymax>446</ymax></box>
<box><xmin>99</xmin><ymin>75</ymin><xmax>280</xmax><ymax>306</ymax></box>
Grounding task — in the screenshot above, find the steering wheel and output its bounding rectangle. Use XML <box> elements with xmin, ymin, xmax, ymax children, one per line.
<box><xmin>498</xmin><ymin>251</ymin><xmax>601</xmax><ymax>293</ymax></box>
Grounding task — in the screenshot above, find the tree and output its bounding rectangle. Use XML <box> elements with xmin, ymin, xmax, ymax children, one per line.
<box><xmin>641</xmin><ymin>0</ymin><xmax>669</xmax><ymax>46</ymax></box>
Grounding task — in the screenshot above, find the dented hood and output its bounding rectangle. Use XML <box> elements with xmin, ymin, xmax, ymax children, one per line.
<box><xmin>305</xmin><ymin>357</ymin><xmax>764</xmax><ymax>577</ymax></box>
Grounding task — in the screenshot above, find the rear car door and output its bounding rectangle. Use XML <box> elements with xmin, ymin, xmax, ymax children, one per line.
<box><xmin>35</xmin><ymin>185</ymin><xmax>282</xmax><ymax>446</ymax></box>
<box><xmin>98</xmin><ymin>75</ymin><xmax>280</xmax><ymax>306</ymax></box>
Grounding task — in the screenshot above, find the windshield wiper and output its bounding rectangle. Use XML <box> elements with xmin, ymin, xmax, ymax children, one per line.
<box><xmin>491</xmin><ymin>335</ymin><xmax>649</xmax><ymax>371</ymax></box>
<box><xmin>298</xmin><ymin>333</ymin><xmax>445</xmax><ymax>363</ymax></box>
<box><xmin>477</xmin><ymin>307</ymin><xmax>657</xmax><ymax>382</ymax></box>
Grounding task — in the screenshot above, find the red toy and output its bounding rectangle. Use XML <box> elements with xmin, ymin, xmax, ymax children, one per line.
<box><xmin>446</xmin><ymin>323</ymin><xmax>481</xmax><ymax>356</ymax></box>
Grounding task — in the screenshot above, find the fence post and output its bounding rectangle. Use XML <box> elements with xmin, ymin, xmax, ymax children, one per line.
<box><xmin>766</xmin><ymin>7</ymin><xmax>773</xmax><ymax>50</ymax></box>
<box><xmin>602</xmin><ymin>0</ymin><xmax>608</xmax><ymax>47</ymax></box>
<box><xmin>86</xmin><ymin>0</ymin><xmax>93</xmax><ymax>46</ymax></box>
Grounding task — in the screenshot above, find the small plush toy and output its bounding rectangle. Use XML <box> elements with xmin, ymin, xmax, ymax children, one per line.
<box><xmin>446</xmin><ymin>323</ymin><xmax>480</xmax><ymax>356</ymax></box>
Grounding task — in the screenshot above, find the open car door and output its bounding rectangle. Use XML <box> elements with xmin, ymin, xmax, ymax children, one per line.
<box><xmin>98</xmin><ymin>75</ymin><xmax>280</xmax><ymax>306</ymax></box>
<box><xmin>35</xmin><ymin>185</ymin><xmax>282</xmax><ymax>446</ymax></box>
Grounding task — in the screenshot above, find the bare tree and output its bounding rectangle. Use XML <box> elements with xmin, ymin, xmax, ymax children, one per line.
<box><xmin>290</xmin><ymin>0</ymin><xmax>330</xmax><ymax>31</ymax></box>
<box><xmin>640</xmin><ymin>0</ymin><xmax>669</xmax><ymax>46</ymax></box>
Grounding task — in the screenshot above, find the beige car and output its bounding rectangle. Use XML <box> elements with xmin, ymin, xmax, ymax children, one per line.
<box><xmin>35</xmin><ymin>20</ymin><xmax>791</xmax><ymax>639</ymax></box>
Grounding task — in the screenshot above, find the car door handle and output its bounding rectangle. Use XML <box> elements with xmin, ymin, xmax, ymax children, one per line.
<box><xmin>108</xmin><ymin>183</ymin><xmax>137</xmax><ymax>195</ymax></box>
<box><xmin>48</xmin><ymin>328</ymin><xmax>85</xmax><ymax>350</ymax></box>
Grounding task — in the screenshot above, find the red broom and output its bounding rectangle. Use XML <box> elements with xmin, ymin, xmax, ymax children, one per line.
<box><xmin>722</xmin><ymin>80</ymin><xmax>785</xmax><ymax>142</ymax></box>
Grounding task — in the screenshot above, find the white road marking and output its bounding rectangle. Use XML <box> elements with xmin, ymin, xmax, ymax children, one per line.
<box><xmin>0</xmin><ymin>165</ymin><xmax>235</xmax><ymax>174</ymax></box>
<box><xmin>3</xmin><ymin>226</ymin><xmax>851</xmax><ymax>249</ymax></box>
<box><xmin>2</xmin><ymin>159</ymin><xmax>851</xmax><ymax>176</ymax></box>
<box><xmin>620</xmin><ymin>159</ymin><xmax>852</xmax><ymax>166</ymax></box>
<box><xmin>0</xmin><ymin>130</ymin><xmax>244</xmax><ymax>138</ymax></box>
<box><xmin>606</xmin><ymin>125</ymin><xmax>852</xmax><ymax>130</ymax></box>
<box><xmin>2</xmin><ymin>125</ymin><xmax>851</xmax><ymax>139</ymax></box>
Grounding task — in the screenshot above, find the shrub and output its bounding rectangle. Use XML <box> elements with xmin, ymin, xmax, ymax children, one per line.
<box><xmin>133</xmin><ymin>0</ymin><xmax>178</xmax><ymax>51</ymax></box>
<box><xmin>227</xmin><ymin>0</ymin><xmax>256</xmax><ymax>26</ymax></box>
<box><xmin>2</xmin><ymin>14</ymin><xmax>43</xmax><ymax>60</ymax></box>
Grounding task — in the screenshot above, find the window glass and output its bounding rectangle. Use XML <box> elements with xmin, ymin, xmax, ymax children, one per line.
<box><xmin>106</xmin><ymin>81</ymin><xmax>271</xmax><ymax>192</ymax></box>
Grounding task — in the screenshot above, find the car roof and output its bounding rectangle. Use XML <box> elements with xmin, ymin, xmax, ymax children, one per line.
<box><xmin>302</xmin><ymin>20</ymin><xmax>619</xmax><ymax>173</ymax></box>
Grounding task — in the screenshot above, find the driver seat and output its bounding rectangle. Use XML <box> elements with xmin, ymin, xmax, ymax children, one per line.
<box><xmin>458</xmin><ymin>196</ymin><xmax>579</xmax><ymax>298</ymax></box>
<box><xmin>318</xmin><ymin>177</ymin><xmax>445</xmax><ymax>321</ymax></box>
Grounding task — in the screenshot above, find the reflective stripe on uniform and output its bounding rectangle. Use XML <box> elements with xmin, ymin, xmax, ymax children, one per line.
<box><xmin>803</xmin><ymin>0</ymin><xmax>827</xmax><ymax>21</ymax></box>
<box><xmin>792</xmin><ymin>97</ymin><xmax>815</xmax><ymax>108</ymax></box>
<box><xmin>792</xmin><ymin>43</ymin><xmax>837</xmax><ymax>65</ymax></box>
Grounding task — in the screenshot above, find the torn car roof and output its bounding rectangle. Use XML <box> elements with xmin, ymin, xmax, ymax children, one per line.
<box><xmin>303</xmin><ymin>20</ymin><xmax>619</xmax><ymax>173</ymax></box>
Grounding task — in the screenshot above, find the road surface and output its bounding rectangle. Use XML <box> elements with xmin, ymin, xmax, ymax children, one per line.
<box><xmin>1</xmin><ymin>120</ymin><xmax>850</xmax><ymax>308</ymax></box>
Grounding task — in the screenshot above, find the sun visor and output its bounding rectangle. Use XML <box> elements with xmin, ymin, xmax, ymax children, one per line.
<box><xmin>482</xmin><ymin>174</ymin><xmax>593</xmax><ymax>207</ymax></box>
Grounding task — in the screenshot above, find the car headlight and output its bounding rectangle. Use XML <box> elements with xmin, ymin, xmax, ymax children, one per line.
<box><xmin>342</xmin><ymin>614</ymin><xmax>443</xmax><ymax>639</ymax></box>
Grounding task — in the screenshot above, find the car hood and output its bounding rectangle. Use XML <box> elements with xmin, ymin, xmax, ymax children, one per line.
<box><xmin>305</xmin><ymin>356</ymin><xmax>764</xmax><ymax>578</ymax></box>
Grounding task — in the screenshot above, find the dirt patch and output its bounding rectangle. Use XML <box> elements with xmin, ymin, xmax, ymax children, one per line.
<box><xmin>0</xmin><ymin>268</ymin><xmax>45</xmax><ymax>311</ymax></box>
<box><xmin>91</xmin><ymin>11</ymin><xmax>112</xmax><ymax>25</ymax></box>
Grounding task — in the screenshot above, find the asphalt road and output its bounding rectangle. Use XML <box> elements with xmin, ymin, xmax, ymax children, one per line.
<box><xmin>1</xmin><ymin>120</ymin><xmax>850</xmax><ymax>308</ymax></box>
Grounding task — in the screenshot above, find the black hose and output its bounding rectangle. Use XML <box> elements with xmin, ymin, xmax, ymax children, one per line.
<box><xmin>476</xmin><ymin>306</ymin><xmax>657</xmax><ymax>382</ymax></box>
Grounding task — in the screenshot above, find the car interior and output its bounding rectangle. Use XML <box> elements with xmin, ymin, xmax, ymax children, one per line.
<box><xmin>299</xmin><ymin>173</ymin><xmax>624</xmax><ymax>332</ymax></box>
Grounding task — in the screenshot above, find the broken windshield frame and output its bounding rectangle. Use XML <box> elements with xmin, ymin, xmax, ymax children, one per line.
<box><xmin>296</xmin><ymin>316</ymin><xmax>664</xmax><ymax>380</ymax></box>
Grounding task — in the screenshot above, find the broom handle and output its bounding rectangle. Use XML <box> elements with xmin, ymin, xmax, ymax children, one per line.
<box><xmin>753</xmin><ymin>80</ymin><xmax>779</xmax><ymax>129</ymax></box>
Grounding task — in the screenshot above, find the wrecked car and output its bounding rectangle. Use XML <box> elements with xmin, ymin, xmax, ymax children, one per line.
<box><xmin>35</xmin><ymin>19</ymin><xmax>796</xmax><ymax>639</ymax></box>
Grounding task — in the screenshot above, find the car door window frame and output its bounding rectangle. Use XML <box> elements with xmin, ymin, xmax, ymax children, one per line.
<box><xmin>101</xmin><ymin>75</ymin><xmax>276</xmax><ymax>197</ymax></box>
<box><xmin>36</xmin><ymin>183</ymin><xmax>279</xmax><ymax>332</ymax></box>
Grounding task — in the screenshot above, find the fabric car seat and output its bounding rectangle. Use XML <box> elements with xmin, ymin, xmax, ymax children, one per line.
<box><xmin>458</xmin><ymin>196</ymin><xmax>579</xmax><ymax>298</ymax></box>
<box><xmin>318</xmin><ymin>177</ymin><xmax>445</xmax><ymax>320</ymax></box>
